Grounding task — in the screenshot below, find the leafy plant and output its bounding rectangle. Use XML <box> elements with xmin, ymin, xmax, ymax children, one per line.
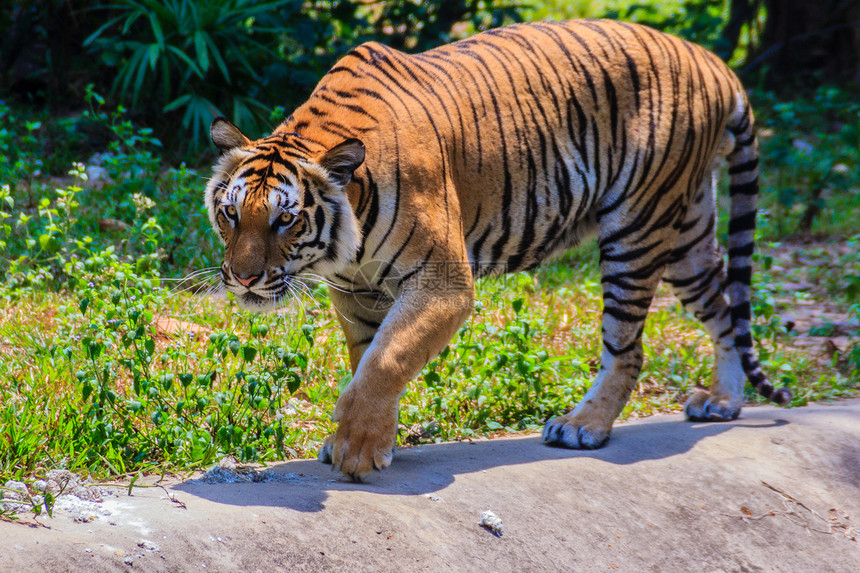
<box><xmin>604</xmin><ymin>1</ymin><xmax>729</xmax><ymax>53</ymax></box>
<box><xmin>366</xmin><ymin>0</ymin><xmax>521</xmax><ymax>51</ymax></box>
<box><xmin>753</xmin><ymin>86</ymin><xmax>860</xmax><ymax>236</ymax></box>
<box><xmin>84</xmin><ymin>0</ymin><xmax>306</xmax><ymax>146</ymax></box>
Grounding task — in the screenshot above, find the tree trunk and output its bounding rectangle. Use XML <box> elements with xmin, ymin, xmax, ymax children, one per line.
<box><xmin>748</xmin><ymin>0</ymin><xmax>860</xmax><ymax>89</ymax></box>
<box><xmin>720</xmin><ymin>0</ymin><xmax>755</xmax><ymax>61</ymax></box>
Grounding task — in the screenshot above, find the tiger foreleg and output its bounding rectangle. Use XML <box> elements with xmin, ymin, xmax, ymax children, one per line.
<box><xmin>318</xmin><ymin>289</ymin><xmax>392</xmax><ymax>468</ymax></box>
<box><xmin>322</xmin><ymin>275</ymin><xmax>474</xmax><ymax>480</ymax></box>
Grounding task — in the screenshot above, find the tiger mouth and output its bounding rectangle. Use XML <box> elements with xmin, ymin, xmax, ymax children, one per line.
<box><xmin>235</xmin><ymin>278</ymin><xmax>294</xmax><ymax>311</ymax></box>
<box><xmin>240</xmin><ymin>292</ymin><xmax>267</xmax><ymax>305</ymax></box>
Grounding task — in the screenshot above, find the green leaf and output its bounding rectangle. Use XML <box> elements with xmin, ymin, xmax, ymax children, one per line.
<box><xmin>147</xmin><ymin>11</ymin><xmax>165</xmax><ymax>51</ymax></box>
<box><xmin>242</xmin><ymin>346</ymin><xmax>257</xmax><ymax>363</ymax></box>
<box><xmin>42</xmin><ymin>491</ymin><xmax>54</xmax><ymax>518</ymax></box>
<box><xmin>512</xmin><ymin>298</ymin><xmax>525</xmax><ymax>314</ymax></box>
<box><xmin>83</xmin><ymin>14</ymin><xmax>129</xmax><ymax>46</ymax></box>
<box><xmin>160</xmin><ymin>373</ymin><xmax>174</xmax><ymax>391</ymax></box>
<box><xmin>424</xmin><ymin>372</ymin><xmax>441</xmax><ymax>386</ymax></box>
<box><xmin>286</xmin><ymin>374</ymin><xmax>301</xmax><ymax>394</ymax></box>
<box><xmin>201</xmin><ymin>31</ymin><xmax>229</xmax><ymax>82</ymax></box>
<box><xmin>147</xmin><ymin>43</ymin><xmax>160</xmax><ymax>71</ymax></box>
<box><xmin>194</xmin><ymin>31</ymin><xmax>209</xmax><ymax>73</ymax></box>
<box><xmin>166</xmin><ymin>46</ymin><xmax>203</xmax><ymax>78</ymax></box>
<box><xmin>128</xmin><ymin>472</ymin><xmax>140</xmax><ymax>496</ymax></box>
<box><xmin>163</xmin><ymin>93</ymin><xmax>191</xmax><ymax>113</ymax></box>
<box><xmin>336</xmin><ymin>372</ymin><xmax>351</xmax><ymax>393</ymax></box>
<box><xmin>302</xmin><ymin>324</ymin><xmax>315</xmax><ymax>345</ymax></box>
<box><xmin>133</xmin><ymin>46</ymin><xmax>153</xmax><ymax>105</ymax></box>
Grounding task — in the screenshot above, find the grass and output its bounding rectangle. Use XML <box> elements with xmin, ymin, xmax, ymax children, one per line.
<box><xmin>2</xmin><ymin>241</ymin><xmax>855</xmax><ymax>478</ymax></box>
<box><xmin>2</xmin><ymin>86</ymin><xmax>859</xmax><ymax>520</ymax></box>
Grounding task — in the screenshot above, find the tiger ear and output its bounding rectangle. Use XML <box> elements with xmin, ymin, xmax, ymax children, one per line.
<box><xmin>320</xmin><ymin>139</ymin><xmax>365</xmax><ymax>186</ymax></box>
<box><xmin>210</xmin><ymin>117</ymin><xmax>251</xmax><ymax>153</ymax></box>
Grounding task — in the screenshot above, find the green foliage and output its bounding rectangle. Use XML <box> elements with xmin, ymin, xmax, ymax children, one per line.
<box><xmin>604</xmin><ymin>1</ymin><xmax>729</xmax><ymax>52</ymax></box>
<box><xmin>84</xmin><ymin>0</ymin><xmax>308</xmax><ymax>145</ymax></box>
<box><xmin>406</xmin><ymin>295</ymin><xmax>569</xmax><ymax>437</ymax></box>
<box><xmin>0</xmin><ymin>89</ymin><xmax>220</xmax><ymax>285</ymax></box>
<box><xmin>752</xmin><ymin>87</ymin><xmax>860</xmax><ymax>237</ymax></box>
<box><xmin>0</xmin><ymin>160</ymin><xmax>327</xmax><ymax>485</ymax></box>
<box><xmin>367</xmin><ymin>0</ymin><xmax>521</xmax><ymax>51</ymax></box>
<box><xmin>79</xmin><ymin>0</ymin><xmax>521</xmax><ymax>150</ymax></box>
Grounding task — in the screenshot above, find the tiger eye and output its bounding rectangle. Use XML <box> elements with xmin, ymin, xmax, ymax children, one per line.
<box><xmin>225</xmin><ymin>205</ymin><xmax>237</xmax><ymax>218</ymax></box>
<box><xmin>279</xmin><ymin>212</ymin><xmax>293</xmax><ymax>225</ymax></box>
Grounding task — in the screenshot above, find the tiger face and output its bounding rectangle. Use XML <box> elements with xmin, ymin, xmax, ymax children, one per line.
<box><xmin>203</xmin><ymin>118</ymin><xmax>364</xmax><ymax>311</ymax></box>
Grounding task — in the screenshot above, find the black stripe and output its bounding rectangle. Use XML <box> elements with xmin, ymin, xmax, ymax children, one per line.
<box><xmin>734</xmin><ymin>333</ymin><xmax>753</xmax><ymax>348</ymax></box>
<box><xmin>727</xmin><ymin>266</ymin><xmax>752</xmax><ymax>284</ymax></box>
<box><xmin>603</xmin><ymin>306</ymin><xmax>648</xmax><ymax>323</ymax></box>
<box><xmin>354</xmin><ymin>315</ymin><xmax>381</xmax><ymax>329</ymax></box>
<box><xmin>718</xmin><ymin>325</ymin><xmax>734</xmax><ymax>339</ymax></box>
<box><xmin>728</xmin><ymin>158</ymin><xmax>758</xmax><ymax>175</ymax></box>
<box><xmin>728</xmin><ymin>242</ymin><xmax>754</xmax><ymax>258</ymax></box>
<box><xmin>731</xmin><ymin>303</ymin><xmax>752</xmax><ymax>322</ymax></box>
<box><xmin>728</xmin><ymin>211</ymin><xmax>757</xmax><ymax>234</ymax></box>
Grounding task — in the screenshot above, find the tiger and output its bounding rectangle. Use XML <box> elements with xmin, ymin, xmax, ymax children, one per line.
<box><xmin>204</xmin><ymin>19</ymin><xmax>791</xmax><ymax>481</ymax></box>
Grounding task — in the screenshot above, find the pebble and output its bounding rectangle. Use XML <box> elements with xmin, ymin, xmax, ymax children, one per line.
<box><xmin>2</xmin><ymin>481</ymin><xmax>27</xmax><ymax>499</ymax></box>
<box><xmin>479</xmin><ymin>510</ymin><xmax>504</xmax><ymax>537</ymax></box>
<box><xmin>137</xmin><ymin>540</ymin><xmax>160</xmax><ymax>552</ymax></box>
<box><xmin>32</xmin><ymin>480</ymin><xmax>49</xmax><ymax>493</ymax></box>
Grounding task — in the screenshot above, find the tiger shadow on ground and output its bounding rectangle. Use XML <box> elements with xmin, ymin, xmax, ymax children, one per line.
<box><xmin>173</xmin><ymin>411</ymin><xmax>788</xmax><ymax>513</ymax></box>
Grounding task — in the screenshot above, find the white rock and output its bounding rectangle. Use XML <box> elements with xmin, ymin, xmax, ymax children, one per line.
<box><xmin>479</xmin><ymin>510</ymin><xmax>504</xmax><ymax>537</ymax></box>
<box><xmin>3</xmin><ymin>480</ymin><xmax>27</xmax><ymax>500</ymax></box>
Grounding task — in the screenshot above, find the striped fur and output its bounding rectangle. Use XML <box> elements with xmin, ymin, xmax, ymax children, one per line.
<box><xmin>204</xmin><ymin>20</ymin><xmax>790</xmax><ymax>480</ymax></box>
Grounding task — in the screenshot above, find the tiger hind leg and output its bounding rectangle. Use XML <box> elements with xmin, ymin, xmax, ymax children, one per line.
<box><xmin>664</xmin><ymin>168</ymin><xmax>744</xmax><ymax>421</ymax></box>
<box><xmin>543</xmin><ymin>216</ymin><xmax>677</xmax><ymax>449</ymax></box>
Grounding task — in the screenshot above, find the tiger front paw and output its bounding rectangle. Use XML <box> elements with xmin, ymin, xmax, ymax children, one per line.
<box><xmin>317</xmin><ymin>386</ymin><xmax>397</xmax><ymax>481</ymax></box>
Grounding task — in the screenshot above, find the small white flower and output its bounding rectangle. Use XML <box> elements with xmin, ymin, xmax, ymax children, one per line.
<box><xmin>132</xmin><ymin>193</ymin><xmax>156</xmax><ymax>213</ymax></box>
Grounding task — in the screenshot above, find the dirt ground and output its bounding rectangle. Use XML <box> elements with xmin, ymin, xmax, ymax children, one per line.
<box><xmin>2</xmin><ymin>400</ymin><xmax>859</xmax><ymax>572</ymax></box>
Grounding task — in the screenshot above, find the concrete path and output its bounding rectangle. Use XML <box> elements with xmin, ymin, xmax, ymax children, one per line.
<box><xmin>2</xmin><ymin>400</ymin><xmax>859</xmax><ymax>572</ymax></box>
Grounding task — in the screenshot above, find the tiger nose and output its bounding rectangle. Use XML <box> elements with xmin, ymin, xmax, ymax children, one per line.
<box><xmin>233</xmin><ymin>272</ymin><xmax>262</xmax><ymax>288</ymax></box>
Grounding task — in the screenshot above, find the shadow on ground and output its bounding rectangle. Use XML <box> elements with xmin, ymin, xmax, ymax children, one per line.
<box><xmin>175</xmin><ymin>412</ymin><xmax>788</xmax><ymax>513</ymax></box>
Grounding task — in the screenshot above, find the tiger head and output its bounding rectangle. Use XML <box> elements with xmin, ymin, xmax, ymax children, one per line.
<box><xmin>204</xmin><ymin>118</ymin><xmax>364</xmax><ymax>311</ymax></box>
